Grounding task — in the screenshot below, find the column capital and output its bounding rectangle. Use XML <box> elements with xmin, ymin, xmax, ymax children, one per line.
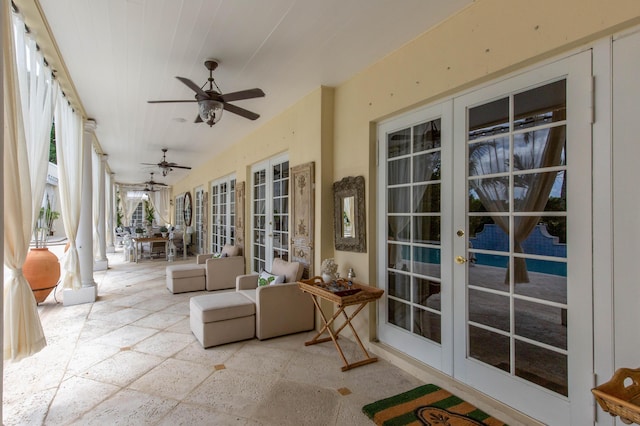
<box><xmin>84</xmin><ymin>119</ymin><xmax>97</xmax><ymax>133</ymax></box>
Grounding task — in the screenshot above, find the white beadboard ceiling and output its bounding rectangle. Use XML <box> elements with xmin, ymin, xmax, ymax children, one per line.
<box><xmin>35</xmin><ymin>0</ymin><xmax>471</xmax><ymax>186</ymax></box>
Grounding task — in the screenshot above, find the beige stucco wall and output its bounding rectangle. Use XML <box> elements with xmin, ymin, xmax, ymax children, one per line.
<box><xmin>173</xmin><ymin>0</ymin><xmax>640</xmax><ymax>350</ymax></box>
<box><xmin>330</xmin><ymin>0</ymin><xmax>640</xmax><ymax>341</ymax></box>
<box><xmin>173</xmin><ymin>86</ymin><xmax>336</xmax><ymax>271</ymax></box>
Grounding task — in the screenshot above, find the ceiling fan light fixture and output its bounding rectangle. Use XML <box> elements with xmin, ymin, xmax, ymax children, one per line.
<box><xmin>198</xmin><ymin>99</ymin><xmax>223</xmax><ymax>126</ymax></box>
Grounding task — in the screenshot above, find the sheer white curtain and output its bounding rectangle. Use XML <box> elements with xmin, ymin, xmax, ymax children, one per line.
<box><xmin>15</xmin><ymin>23</ymin><xmax>58</xmax><ymax>236</ymax></box>
<box><xmin>125</xmin><ymin>197</ymin><xmax>143</xmax><ymax>227</ymax></box>
<box><xmin>55</xmin><ymin>92</ymin><xmax>83</xmax><ymax>290</ymax></box>
<box><xmin>3</xmin><ymin>6</ymin><xmax>50</xmax><ymax>361</ymax></box>
<box><xmin>150</xmin><ymin>188</ymin><xmax>171</xmax><ymax>226</ymax></box>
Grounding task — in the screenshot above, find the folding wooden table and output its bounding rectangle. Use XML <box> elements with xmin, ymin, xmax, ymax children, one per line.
<box><xmin>298</xmin><ymin>277</ymin><xmax>384</xmax><ymax>371</ymax></box>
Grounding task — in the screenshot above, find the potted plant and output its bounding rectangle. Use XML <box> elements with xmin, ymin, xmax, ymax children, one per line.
<box><xmin>144</xmin><ymin>200</ymin><xmax>155</xmax><ymax>225</ymax></box>
<box><xmin>24</xmin><ymin>201</ymin><xmax>61</xmax><ymax>303</ymax></box>
<box><xmin>135</xmin><ymin>227</ymin><xmax>145</xmax><ymax>238</ymax></box>
<box><xmin>159</xmin><ymin>226</ymin><xmax>168</xmax><ymax>238</ymax></box>
<box><xmin>116</xmin><ymin>207</ymin><xmax>124</xmax><ymax>233</ymax></box>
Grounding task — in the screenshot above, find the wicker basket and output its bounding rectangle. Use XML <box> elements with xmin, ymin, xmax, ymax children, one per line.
<box><xmin>592</xmin><ymin>368</ymin><xmax>640</xmax><ymax>425</ymax></box>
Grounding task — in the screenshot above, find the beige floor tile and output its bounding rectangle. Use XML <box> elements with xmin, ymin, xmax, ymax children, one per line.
<box><xmin>2</xmin><ymin>387</ymin><xmax>56</xmax><ymax>426</ymax></box>
<box><xmin>81</xmin><ymin>349</ymin><xmax>164</xmax><ymax>387</ymax></box>
<box><xmin>224</xmin><ymin>341</ymin><xmax>296</xmax><ymax>376</ymax></box>
<box><xmin>45</xmin><ymin>375</ymin><xmax>120</xmax><ymax>424</ymax></box>
<box><xmin>132</xmin><ymin>311</ymin><xmax>186</xmax><ymax>330</ymax></box>
<box><xmin>173</xmin><ymin>341</ymin><xmax>242</xmax><ymax>366</ymax></box>
<box><xmin>70</xmin><ymin>389</ymin><xmax>178</xmax><ymax>425</ymax></box>
<box><xmin>156</xmin><ymin>402</ymin><xmax>251</xmax><ymax>426</ymax></box>
<box><xmin>251</xmin><ymin>379</ymin><xmax>340</xmax><ymax>426</ymax></box>
<box><xmin>133</xmin><ymin>331</ymin><xmax>194</xmax><ymax>358</ymax></box>
<box><xmin>90</xmin><ymin>324</ymin><xmax>158</xmax><ymax>348</ymax></box>
<box><xmin>184</xmin><ymin>368</ymin><xmax>278</xmax><ymax>418</ymax></box>
<box><xmin>165</xmin><ymin>317</ymin><xmax>192</xmax><ymax>334</ymax></box>
<box><xmin>129</xmin><ymin>358</ymin><xmax>214</xmax><ymax>400</ymax></box>
<box><xmin>65</xmin><ymin>341</ymin><xmax>122</xmax><ymax>375</ymax></box>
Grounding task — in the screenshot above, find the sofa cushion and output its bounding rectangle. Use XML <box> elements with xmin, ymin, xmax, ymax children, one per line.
<box><xmin>271</xmin><ymin>258</ymin><xmax>304</xmax><ymax>283</ymax></box>
<box><xmin>221</xmin><ymin>244</ymin><xmax>240</xmax><ymax>257</ymax></box>
<box><xmin>258</xmin><ymin>270</ymin><xmax>285</xmax><ymax>286</ymax></box>
<box><xmin>191</xmin><ymin>292</ymin><xmax>255</xmax><ymax>323</ymax></box>
<box><xmin>166</xmin><ymin>263</ymin><xmax>205</xmax><ymax>279</ymax></box>
<box><xmin>238</xmin><ymin>289</ymin><xmax>257</xmax><ymax>303</ymax></box>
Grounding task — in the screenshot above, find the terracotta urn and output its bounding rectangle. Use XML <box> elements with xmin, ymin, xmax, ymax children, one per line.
<box><xmin>23</xmin><ymin>247</ymin><xmax>60</xmax><ymax>303</ymax></box>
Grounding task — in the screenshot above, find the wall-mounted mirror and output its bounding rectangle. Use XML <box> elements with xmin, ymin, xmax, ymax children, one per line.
<box><xmin>333</xmin><ymin>176</ymin><xmax>366</xmax><ymax>252</ymax></box>
<box><xmin>183</xmin><ymin>191</ymin><xmax>192</xmax><ymax>227</ymax></box>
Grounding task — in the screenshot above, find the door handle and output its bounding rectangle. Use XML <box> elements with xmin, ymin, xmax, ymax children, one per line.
<box><xmin>455</xmin><ymin>255</ymin><xmax>468</xmax><ymax>264</ymax></box>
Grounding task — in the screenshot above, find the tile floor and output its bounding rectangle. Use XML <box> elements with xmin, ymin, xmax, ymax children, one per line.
<box><xmin>3</xmin><ymin>248</ymin><xmax>428</xmax><ymax>425</ymax></box>
<box><xmin>4</xmin><ymin>245</ymin><xmax>537</xmax><ymax>425</ymax></box>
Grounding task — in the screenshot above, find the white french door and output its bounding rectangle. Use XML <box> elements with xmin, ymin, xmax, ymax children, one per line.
<box><xmin>194</xmin><ymin>186</ymin><xmax>205</xmax><ymax>254</ymax></box>
<box><xmin>377</xmin><ymin>102</ymin><xmax>453</xmax><ymax>373</ymax></box>
<box><xmin>174</xmin><ymin>194</ymin><xmax>184</xmax><ymax>229</ymax></box>
<box><xmin>251</xmin><ymin>154</ymin><xmax>289</xmax><ymax>273</ymax></box>
<box><xmin>378</xmin><ymin>51</ymin><xmax>593</xmax><ymax>425</ymax></box>
<box><xmin>210</xmin><ymin>175</ymin><xmax>236</xmax><ymax>253</ymax></box>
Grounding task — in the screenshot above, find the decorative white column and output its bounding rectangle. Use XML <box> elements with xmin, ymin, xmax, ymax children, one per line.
<box><xmin>94</xmin><ymin>153</ymin><xmax>108</xmax><ymax>270</ymax></box>
<box><xmin>65</xmin><ymin>119</ymin><xmax>97</xmax><ymax>305</ymax></box>
<box><xmin>106</xmin><ymin>172</ymin><xmax>115</xmax><ymax>253</ymax></box>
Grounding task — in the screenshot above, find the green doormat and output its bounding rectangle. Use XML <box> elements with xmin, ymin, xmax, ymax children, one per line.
<box><xmin>362</xmin><ymin>384</ymin><xmax>508</xmax><ymax>426</ymax></box>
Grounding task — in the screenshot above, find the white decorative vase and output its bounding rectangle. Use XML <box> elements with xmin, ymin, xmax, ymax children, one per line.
<box><xmin>321</xmin><ymin>272</ymin><xmax>334</xmax><ymax>283</ymax></box>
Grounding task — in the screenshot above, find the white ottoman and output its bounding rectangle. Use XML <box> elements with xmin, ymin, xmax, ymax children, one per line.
<box><xmin>166</xmin><ymin>264</ymin><xmax>206</xmax><ymax>294</ymax></box>
<box><xmin>190</xmin><ymin>292</ymin><xmax>255</xmax><ymax>348</ymax></box>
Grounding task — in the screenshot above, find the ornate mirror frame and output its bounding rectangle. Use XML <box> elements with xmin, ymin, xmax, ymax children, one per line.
<box><xmin>183</xmin><ymin>191</ymin><xmax>193</xmax><ymax>227</ymax></box>
<box><xmin>333</xmin><ymin>175</ymin><xmax>366</xmax><ymax>252</ymax></box>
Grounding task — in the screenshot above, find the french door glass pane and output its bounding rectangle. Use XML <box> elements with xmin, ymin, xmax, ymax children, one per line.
<box><xmin>515</xmin><ymin>340</ymin><xmax>568</xmax><ymax>396</ymax></box>
<box><xmin>466</xmin><ymin>79</ymin><xmax>568</xmax><ymax>395</ymax></box>
<box><xmin>386</xmin><ymin>118</ymin><xmax>442</xmax><ymax>345</ymax></box>
<box><xmin>272</xmin><ymin>160</ymin><xmax>289</xmax><ymax>262</ymax></box>
<box><xmin>413</xmin><ymin>308</ymin><xmax>441</xmax><ymax>343</ymax></box>
<box><xmin>210</xmin><ymin>177</ymin><xmax>236</xmax><ymax>253</ymax></box>
<box><xmin>469</xmin><ymin>326</ymin><xmax>510</xmax><ymax>373</ymax></box>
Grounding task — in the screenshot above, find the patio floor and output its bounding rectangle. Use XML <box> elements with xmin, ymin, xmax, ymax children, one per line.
<box><xmin>3</xmin><ymin>244</ymin><xmax>529</xmax><ymax>425</ymax></box>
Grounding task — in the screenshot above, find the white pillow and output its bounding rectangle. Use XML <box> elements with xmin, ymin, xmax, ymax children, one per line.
<box><xmin>258</xmin><ymin>270</ymin><xmax>285</xmax><ymax>286</ymax></box>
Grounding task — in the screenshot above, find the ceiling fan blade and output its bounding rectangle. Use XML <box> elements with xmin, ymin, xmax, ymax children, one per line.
<box><xmin>220</xmin><ymin>88</ymin><xmax>265</xmax><ymax>103</ymax></box>
<box><xmin>223</xmin><ymin>103</ymin><xmax>260</xmax><ymax>120</ymax></box>
<box><xmin>141</xmin><ymin>162</ymin><xmax>159</xmax><ymax>166</ymax></box>
<box><xmin>147</xmin><ymin>100</ymin><xmax>196</xmax><ymax>103</ymax></box>
<box><xmin>176</xmin><ymin>76</ymin><xmax>209</xmax><ymax>99</ymax></box>
<box><xmin>170</xmin><ymin>165</ymin><xmax>192</xmax><ymax>170</ymax></box>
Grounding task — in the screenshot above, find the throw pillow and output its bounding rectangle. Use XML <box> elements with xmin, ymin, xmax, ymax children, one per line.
<box><xmin>258</xmin><ymin>270</ymin><xmax>285</xmax><ymax>286</ymax></box>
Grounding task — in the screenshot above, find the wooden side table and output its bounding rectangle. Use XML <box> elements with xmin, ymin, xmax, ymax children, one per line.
<box><xmin>298</xmin><ymin>276</ymin><xmax>384</xmax><ymax>371</ymax></box>
<box><xmin>131</xmin><ymin>237</ymin><xmax>168</xmax><ymax>263</ymax></box>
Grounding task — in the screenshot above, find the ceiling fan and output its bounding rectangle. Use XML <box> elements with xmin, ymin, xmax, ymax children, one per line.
<box><xmin>142</xmin><ymin>149</ymin><xmax>191</xmax><ymax>177</ymax></box>
<box><xmin>143</xmin><ymin>172</ymin><xmax>167</xmax><ymax>187</ymax></box>
<box><xmin>148</xmin><ymin>59</ymin><xmax>265</xmax><ymax>126</ymax></box>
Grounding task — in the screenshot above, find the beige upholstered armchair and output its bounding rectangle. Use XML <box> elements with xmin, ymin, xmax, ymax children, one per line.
<box><xmin>197</xmin><ymin>244</ymin><xmax>244</xmax><ymax>291</ymax></box>
<box><xmin>235</xmin><ymin>258</ymin><xmax>314</xmax><ymax>340</ymax></box>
